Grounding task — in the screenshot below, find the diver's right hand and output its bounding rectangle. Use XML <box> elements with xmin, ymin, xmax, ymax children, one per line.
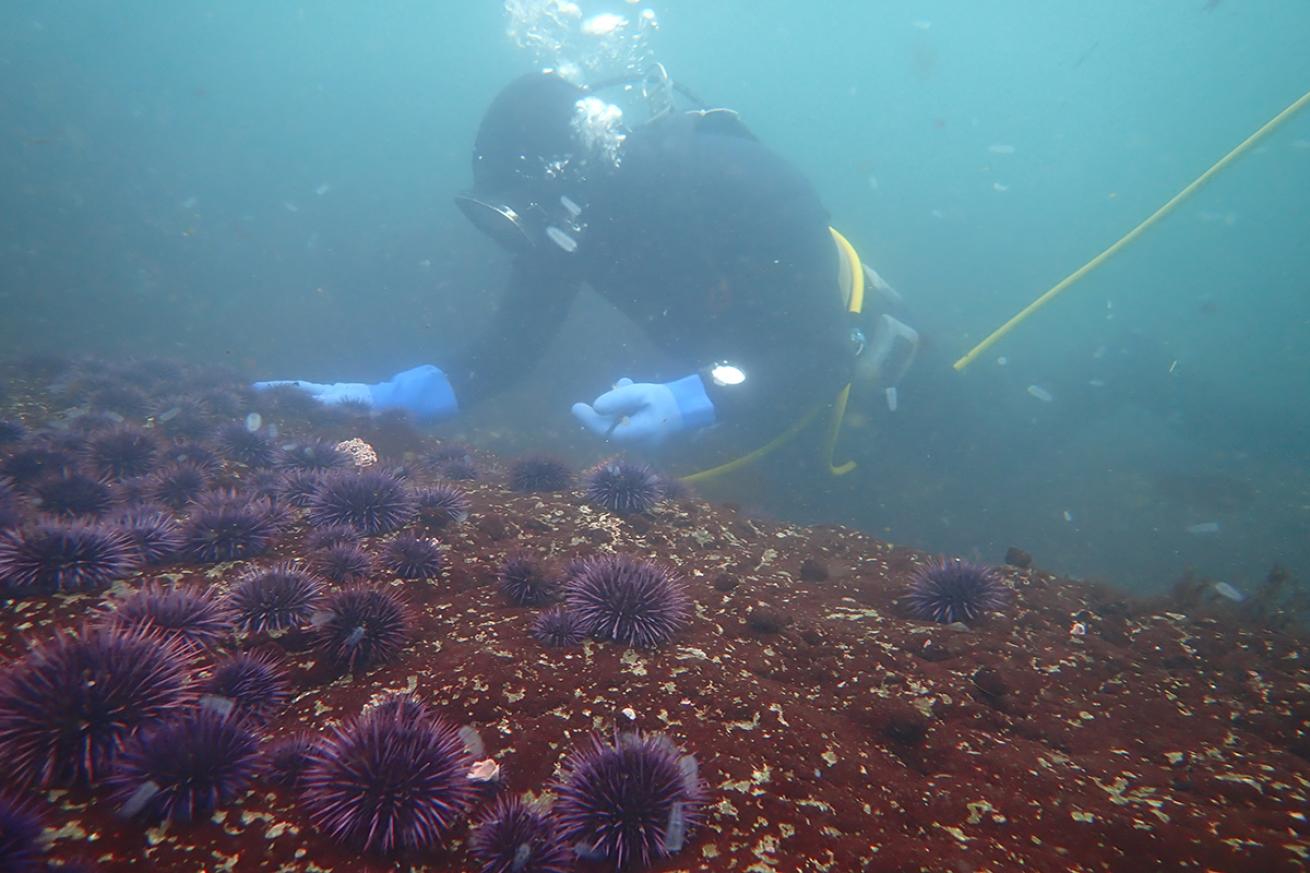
<box><xmin>253</xmin><ymin>365</ymin><xmax>458</xmax><ymax>422</ymax></box>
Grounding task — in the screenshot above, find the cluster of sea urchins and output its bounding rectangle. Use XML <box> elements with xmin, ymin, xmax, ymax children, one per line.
<box><xmin>0</xmin><ymin>355</ymin><xmax>718</xmax><ymax>868</ymax></box>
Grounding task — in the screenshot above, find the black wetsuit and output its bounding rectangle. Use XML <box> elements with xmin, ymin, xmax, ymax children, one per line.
<box><xmin>446</xmin><ymin>101</ymin><xmax>854</xmax><ymax>441</ymax></box>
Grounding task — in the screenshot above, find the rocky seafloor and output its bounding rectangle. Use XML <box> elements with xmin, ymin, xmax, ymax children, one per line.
<box><xmin>0</xmin><ymin>357</ymin><xmax>1307</xmax><ymax>873</ymax></box>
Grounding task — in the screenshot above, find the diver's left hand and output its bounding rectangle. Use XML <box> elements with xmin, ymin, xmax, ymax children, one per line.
<box><xmin>571</xmin><ymin>375</ymin><xmax>716</xmax><ymax>447</ymax></box>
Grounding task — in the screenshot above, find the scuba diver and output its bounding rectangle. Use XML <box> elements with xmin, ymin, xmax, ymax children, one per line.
<box><xmin>258</xmin><ymin>69</ymin><xmax>918</xmax><ymax>467</ymax></box>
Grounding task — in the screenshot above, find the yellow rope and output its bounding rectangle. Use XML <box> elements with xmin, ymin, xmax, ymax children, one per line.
<box><xmin>679</xmin><ymin>402</ymin><xmax>826</xmax><ymax>485</ymax></box>
<box><xmin>822</xmin><ymin>228</ymin><xmax>865</xmax><ymax>475</ymax></box>
<box><xmin>680</xmin><ymin>227</ymin><xmax>867</xmax><ymax>485</ymax></box>
<box><xmin>954</xmin><ymin>86</ymin><xmax>1310</xmax><ymax>372</ymax></box>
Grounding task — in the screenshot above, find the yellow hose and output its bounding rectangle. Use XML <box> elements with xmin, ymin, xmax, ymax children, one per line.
<box><xmin>954</xmin><ymin>86</ymin><xmax>1310</xmax><ymax>372</ymax></box>
<box><xmin>680</xmin><ymin>227</ymin><xmax>867</xmax><ymax>484</ymax></box>
<box><xmin>822</xmin><ymin>228</ymin><xmax>865</xmax><ymax>476</ymax></box>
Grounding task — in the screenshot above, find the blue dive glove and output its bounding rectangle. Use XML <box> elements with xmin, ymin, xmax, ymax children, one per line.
<box><xmin>254</xmin><ymin>365</ymin><xmax>457</xmax><ymax>422</ymax></box>
<box><xmin>572</xmin><ymin>375</ymin><xmax>715</xmax><ymax>447</ymax></box>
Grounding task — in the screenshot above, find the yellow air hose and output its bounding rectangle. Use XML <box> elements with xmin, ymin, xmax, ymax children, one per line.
<box><xmin>681</xmin><ymin>227</ymin><xmax>866</xmax><ymax>485</ymax></box>
<box><xmin>953</xmin><ymin>86</ymin><xmax>1310</xmax><ymax>372</ymax></box>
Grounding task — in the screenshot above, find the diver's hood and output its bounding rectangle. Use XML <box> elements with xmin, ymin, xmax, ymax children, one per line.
<box><xmin>456</xmin><ymin>72</ymin><xmax>622</xmax><ymax>257</ymax></box>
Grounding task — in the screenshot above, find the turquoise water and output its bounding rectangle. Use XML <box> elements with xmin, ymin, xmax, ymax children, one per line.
<box><xmin>2</xmin><ymin>1</ymin><xmax>1308</xmax><ymax>597</ymax></box>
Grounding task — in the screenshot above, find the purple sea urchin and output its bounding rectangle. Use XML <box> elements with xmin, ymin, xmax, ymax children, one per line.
<box><xmin>0</xmin><ymin>791</ymin><xmax>44</xmax><ymax>873</ymax></box>
<box><xmin>309</xmin><ymin>544</ymin><xmax>374</xmax><ymax>584</ymax></box>
<box><xmin>554</xmin><ymin>731</ymin><xmax>706</xmax><ymax>870</ymax></box>
<box><xmin>277</xmin><ymin>440</ymin><xmax>349</xmax><ymax>471</ymax></box>
<box><xmin>225</xmin><ymin>563</ymin><xmax>324</xmax><ymax>634</ymax></box>
<box><xmin>531</xmin><ymin>608</ymin><xmax>588</xmax><ymax>648</ymax></box>
<box><xmin>30</xmin><ymin>469</ymin><xmax>115</xmax><ymax>518</ymax></box>
<box><xmin>152</xmin><ymin>396</ymin><xmax>214</xmax><ymax>440</ymax></box>
<box><xmin>0</xmin><ymin>625</ymin><xmax>194</xmax><ymax>786</ymax></box>
<box><xmin>507</xmin><ymin>456</ymin><xmax>572</xmax><ymax>493</ymax></box>
<box><xmin>584</xmin><ymin>459</ymin><xmax>663</xmax><ymax>516</ymax></box>
<box><xmin>84</xmin><ymin>426</ymin><xmax>158</xmax><ymax>480</ymax></box>
<box><xmin>414</xmin><ymin>484</ymin><xmax>470</xmax><ymax>528</ymax></box>
<box><xmin>263</xmin><ymin>732</ymin><xmax>318</xmax><ymax>789</ymax></box>
<box><xmin>0</xmin><ymin>419</ymin><xmax>28</xmax><ymax>445</ymax></box>
<box><xmin>314</xmin><ymin>586</ymin><xmax>412</xmax><ymax>674</ymax></box>
<box><xmin>0</xmin><ymin>444</ymin><xmax>77</xmax><ymax>490</ymax></box>
<box><xmin>305</xmin><ymin>524</ymin><xmax>360</xmax><ymax>551</ymax></box>
<box><xmin>300</xmin><ymin>699</ymin><xmax>475</xmax><ymax>854</ymax></box>
<box><xmin>109</xmin><ymin>707</ymin><xmax>261</xmax><ymax>824</ymax></box>
<box><xmin>105</xmin><ymin>582</ymin><xmax>231</xmax><ymax>649</ymax></box>
<box><xmin>564</xmin><ymin>555</ymin><xmax>689</xmax><ymax>648</ymax></box>
<box><xmin>181</xmin><ymin>490</ymin><xmax>282</xmax><ymax>563</ymax></box>
<box><xmin>905</xmin><ymin>558</ymin><xmax>1009</xmax><ymax>624</ymax></box>
<box><xmin>201</xmin><ymin>652</ymin><xmax>290</xmax><ymax>726</ymax></box>
<box><xmin>87</xmin><ymin>383</ymin><xmax>150</xmax><ymax>417</ymax></box>
<box><xmin>307</xmin><ymin>469</ymin><xmax>415</xmax><ymax>535</ymax></box>
<box><xmin>277</xmin><ymin>469</ymin><xmax>328</xmax><ymax>507</ymax></box>
<box><xmin>113</xmin><ymin>508</ymin><xmax>183</xmax><ymax>565</ymax></box>
<box><xmin>214</xmin><ymin>422</ymin><xmax>276</xmax><ymax>468</ymax></box>
<box><xmin>0</xmin><ymin>483</ymin><xmax>23</xmax><ymax>530</ymax></box>
<box><xmin>440</xmin><ymin>455</ymin><xmax>479</xmax><ymax>481</ymax></box>
<box><xmin>469</xmin><ymin>795</ymin><xmax>572</xmax><ymax>873</ymax></box>
<box><xmin>158</xmin><ymin>441</ymin><xmax>222</xmax><ymax>474</ymax></box>
<box><xmin>499</xmin><ymin>554</ymin><xmax>556</xmax><ymax>607</ymax></box>
<box><xmin>0</xmin><ymin>520</ymin><xmax>138</xmax><ymax>596</ymax></box>
<box><xmin>382</xmin><ymin>535</ymin><xmax>443</xmax><ymax>581</ymax></box>
<box><xmin>145</xmin><ymin>462</ymin><xmax>209</xmax><ymax>510</ymax></box>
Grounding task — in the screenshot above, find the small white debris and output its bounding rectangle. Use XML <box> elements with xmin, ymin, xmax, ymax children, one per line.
<box><xmin>459</xmin><ymin>725</ymin><xmax>485</xmax><ymax>758</ymax></box>
<box><xmin>314</xmin><ymin>182</ymin><xmax>331</xmax><ymax>196</ymax></box>
<box><xmin>620</xmin><ymin>706</ymin><xmax>638</xmax><ymax>721</ymax></box>
<box><xmin>1088</xmin><ymin>379</ymin><xmax>1106</xmax><ymax>387</ymax></box>
<box><xmin>243</xmin><ymin>412</ymin><xmax>262</xmax><ymax>432</ymax></box>
<box><xmin>996</xmin><ymin>356</ymin><xmax>1008</xmax><ymax>366</ymax></box>
<box><xmin>1026</xmin><ymin>384</ymin><xmax>1054</xmax><ymax>403</ymax></box>
<box><xmin>180</xmin><ymin>196</ymin><xmax>198</xmax><ymax>209</ymax></box>
<box><xmin>1186</xmin><ymin>521</ymin><xmax>1220</xmax><ymax>535</ymax></box>
<box><xmin>911</xmin><ymin>19</ymin><xmax>932</xmax><ymax>30</ymax></box>
<box><xmin>1212</xmin><ymin>581</ymin><xmax>1245</xmax><ymax>602</ymax></box>
<box><xmin>988</xmin><ymin>143</ymin><xmax>1016</xmax><ymax>155</ymax></box>
<box><xmin>992</xmin><ymin>181</ymin><xmax>1010</xmax><ymax>192</ymax></box>
<box><xmin>545</xmin><ymin>226</ymin><xmax>578</xmax><ymax>252</ymax></box>
<box><xmin>1063</xmin><ymin>510</ymin><xmax>1073</xmax><ymax>523</ymax></box>
<box><xmin>884</xmin><ymin>386</ymin><xmax>898</xmax><ymax>412</ymax></box>
<box><xmin>1070</xmin><ymin>621</ymin><xmax>1087</xmax><ymax>636</ymax></box>
<box><xmin>466</xmin><ymin>758</ymin><xmax>500</xmax><ymax>783</ymax></box>
<box><xmin>282</xmin><ymin>200</ymin><xmax>300</xmax><ymax>213</ymax></box>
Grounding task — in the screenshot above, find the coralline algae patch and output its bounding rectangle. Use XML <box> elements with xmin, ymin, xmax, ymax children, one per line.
<box><xmin>1</xmin><ymin>366</ymin><xmax>1308</xmax><ymax>872</ymax></box>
